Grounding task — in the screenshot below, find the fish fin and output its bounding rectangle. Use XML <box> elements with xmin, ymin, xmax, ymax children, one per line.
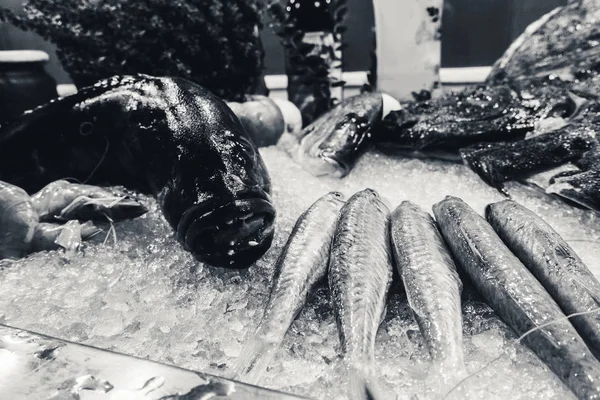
<box><xmin>227</xmin><ymin>334</ymin><xmax>280</xmax><ymax>385</ymax></box>
<box><xmin>347</xmin><ymin>366</ymin><xmax>387</xmax><ymax>400</ymax></box>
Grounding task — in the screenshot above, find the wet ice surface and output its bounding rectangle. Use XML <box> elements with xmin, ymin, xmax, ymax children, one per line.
<box><xmin>1</xmin><ymin>145</ymin><xmax>599</xmax><ymax>400</ymax></box>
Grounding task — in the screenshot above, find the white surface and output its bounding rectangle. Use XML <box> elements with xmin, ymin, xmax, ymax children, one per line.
<box><xmin>0</xmin><ymin>50</ymin><xmax>49</xmax><ymax>63</ymax></box>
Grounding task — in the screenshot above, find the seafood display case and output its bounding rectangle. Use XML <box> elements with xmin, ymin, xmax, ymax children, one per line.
<box><xmin>2</xmin><ymin>1</ymin><xmax>600</xmax><ymax>400</ymax></box>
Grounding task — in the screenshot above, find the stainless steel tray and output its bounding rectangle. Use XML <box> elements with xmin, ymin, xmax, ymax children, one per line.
<box><xmin>0</xmin><ymin>323</ymin><xmax>308</xmax><ymax>399</ymax></box>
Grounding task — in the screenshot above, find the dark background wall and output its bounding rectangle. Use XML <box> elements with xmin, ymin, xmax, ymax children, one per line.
<box><xmin>0</xmin><ymin>0</ymin><xmax>567</xmax><ymax>84</ymax></box>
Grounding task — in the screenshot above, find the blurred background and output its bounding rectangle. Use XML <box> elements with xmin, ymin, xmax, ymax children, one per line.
<box><xmin>0</xmin><ymin>0</ymin><xmax>566</xmax><ymax>85</ymax></box>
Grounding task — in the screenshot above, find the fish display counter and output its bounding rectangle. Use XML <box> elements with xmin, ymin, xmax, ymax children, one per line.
<box><xmin>2</xmin><ymin>1</ymin><xmax>600</xmax><ymax>400</ymax></box>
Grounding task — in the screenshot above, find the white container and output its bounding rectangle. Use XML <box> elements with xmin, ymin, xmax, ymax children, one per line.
<box><xmin>372</xmin><ymin>0</ymin><xmax>443</xmax><ymax>100</ymax></box>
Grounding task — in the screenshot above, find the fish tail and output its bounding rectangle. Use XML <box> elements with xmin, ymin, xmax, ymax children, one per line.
<box><xmin>347</xmin><ymin>365</ymin><xmax>386</xmax><ymax>400</ymax></box>
<box><xmin>228</xmin><ymin>334</ymin><xmax>280</xmax><ymax>385</ymax></box>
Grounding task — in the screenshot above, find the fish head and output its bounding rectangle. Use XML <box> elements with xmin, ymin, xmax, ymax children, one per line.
<box><xmin>159</xmin><ymin>79</ymin><xmax>276</xmax><ymax>269</ymax></box>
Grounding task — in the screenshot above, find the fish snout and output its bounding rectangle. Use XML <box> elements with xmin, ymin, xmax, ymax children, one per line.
<box><xmin>178</xmin><ymin>192</ymin><xmax>276</xmax><ymax>269</ymax></box>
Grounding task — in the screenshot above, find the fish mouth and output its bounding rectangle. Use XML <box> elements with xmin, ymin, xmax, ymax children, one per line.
<box><xmin>177</xmin><ymin>192</ymin><xmax>276</xmax><ymax>269</ymax></box>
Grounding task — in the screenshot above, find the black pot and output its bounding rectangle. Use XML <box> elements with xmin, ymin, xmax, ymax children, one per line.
<box><xmin>0</xmin><ymin>50</ymin><xmax>58</xmax><ymax>123</ymax></box>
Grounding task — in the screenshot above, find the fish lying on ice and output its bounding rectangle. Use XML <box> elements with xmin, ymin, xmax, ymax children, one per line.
<box><xmin>31</xmin><ymin>180</ymin><xmax>147</xmax><ymax>222</ymax></box>
<box><xmin>229</xmin><ymin>192</ymin><xmax>345</xmax><ymax>384</ymax></box>
<box><xmin>329</xmin><ymin>189</ymin><xmax>393</xmax><ymax>400</ymax></box>
<box><xmin>0</xmin><ymin>74</ymin><xmax>275</xmax><ymax>268</ymax></box>
<box><xmin>547</xmin><ymin>168</ymin><xmax>600</xmax><ymax>213</ymax></box>
<box><xmin>433</xmin><ymin>196</ymin><xmax>600</xmax><ymax>400</ymax></box>
<box><xmin>0</xmin><ymin>180</ymin><xmax>101</xmax><ymax>259</ymax></box>
<box><xmin>460</xmin><ymin>124</ymin><xmax>597</xmax><ymax>194</ymax></box>
<box><xmin>486</xmin><ymin>199</ymin><xmax>600</xmax><ymax>359</ymax></box>
<box><xmin>287</xmin><ymin>92</ymin><xmax>383</xmax><ymax>178</ymax></box>
<box><xmin>389</xmin><ymin>201</ymin><xmax>466</xmax><ymax>382</ymax></box>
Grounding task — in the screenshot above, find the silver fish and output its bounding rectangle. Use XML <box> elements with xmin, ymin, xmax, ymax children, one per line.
<box><xmin>487</xmin><ymin>199</ymin><xmax>600</xmax><ymax>359</ymax></box>
<box><xmin>229</xmin><ymin>192</ymin><xmax>346</xmax><ymax>385</ymax></box>
<box><xmin>390</xmin><ymin>201</ymin><xmax>466</xmax><ymax>381</ymax></box>
<box><xmin>433</xmin><ymin>196</ymin><xmax>600</xmax><ymax>400</ymax></box>
<box><xmin>329</xmin><ymin>188</ymin><xmax>393</xmax><ymax>400</ymax></box>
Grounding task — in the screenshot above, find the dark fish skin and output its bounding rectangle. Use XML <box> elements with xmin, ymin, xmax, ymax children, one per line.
<box><xmin>547</xmin><ymin>169</ymin><xmax>600</xmax><ymax>212</ymax></box>
<box><xmin>230</xmin><ymin>192</ymin><xmax>345</xmax><ymax>385</ymax></box>
<box><xmin>375</xmin><ymin>85</ymin><xmax>534</xmax><ymax>154</ymax></box>
<box><xmin>433</xmin><ymin>196</ymin><xmax>600</xmax><ymax>400</ymax></box>
<box><xmin>329</xmin><ymin>188</ymin><xmax>393</xmax><ymax>400</ymax></box>
<box><xmin>486</xmin><ymin>199</ymin><xmax>600</xmax><ymax>359</ymax></box>
<box><xmin>460</xmin><ymin>124</ymin><xmax>597</xmax><ymax>193</ymax></box>
<box><xmin>390</xmin><ymin>201</ymin><xmax>466</xmax><ymax>378</ymax></box>
<box><xmin>292</xmin><ymin>93</ymin><xmax>383</xmax><ymax>178</ymax></box>
<box><xmin>0</xmin><ymin>75</ymin><xmax>275</xmax><ymax>269</ymax></box>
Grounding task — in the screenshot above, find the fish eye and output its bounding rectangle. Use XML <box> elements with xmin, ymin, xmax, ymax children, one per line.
<box><xmin>79</xmin><ymin>121</ymin><xmax>94</xmax><ymax>136</ymax></box>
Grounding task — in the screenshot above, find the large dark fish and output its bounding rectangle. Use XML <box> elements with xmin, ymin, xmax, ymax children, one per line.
<box><xmin>288</xmin><ymin>93</ymin><xmax>383</xmax><ymax>178</ymax></box>
<box><xmin>433</xmin><ymin>196</ymin><xmax>600</xmax><ymax>400</ymax></box>
<box><xmin>0</xmin><ymin>74</ymin><xmax>275</xmax><ymax>269</ymax></box>
<box><xmin>487</xmin><ymin>0</ymin><xmax>600</xmax><ymax>83</ymax></box>
<box><xmin>486</xmin><ymin>199</ymin><xmax>600</xmax><ymax>359</ymax></box>
<box><xmin>389</xmin><ymin>201</ymin><xmax>466</xmax><ymax>381</ymax></box>
<box><xmin>230</xmin><ymin>191</ymin><xmax>345</xmax><ymax>384</ymax></box>
<box><xmin>460</xmin><ymin>124</ymin><xmax>597</xmax><ymax>194</ymax></box>
<box><xmin>329</xmin><ymin>188</ymin><xmax>393</xmax><ymax>400</ymax></box>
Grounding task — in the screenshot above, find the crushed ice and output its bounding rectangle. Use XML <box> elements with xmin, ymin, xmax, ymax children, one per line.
<box><xmin>1</xmin><ymin>146</ymin><xmax>598</xmax><ymax>399</ymax></box>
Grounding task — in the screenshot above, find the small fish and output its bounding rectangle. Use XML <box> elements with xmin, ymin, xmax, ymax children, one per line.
<box><xmin>329</xmin><ymin>189</ymin><xmax>393</xmax><ymax>400</ymax></box>
<box><xmin>32</xmin><ymin>180</ymin><xmax>148</xmax><ymax>222</ymax></box>
<box><xmin>389</xmin><ymin>201</ymin><xmax>466</xmax><ymax>381</ymax></box>
<box><xmin>460</xmin><ymin>124</ymin><xmax>596</xmax><ymax>194</ymax></box>
<box><xmin>229</xmin><ymin>191</ymin><xmax>345</xmax><ymax>384</ymax></box>
<box><xmin>547</xmin><ymin>169</ymin><xmax>600</xmax><ymax>213</ymax></box>
<box><xmin>433</xmin><ymin>196</ymin><xmax>600</xmax><ymax>400</ymax></box>
<box><xmin>487</xmin><ymin>199</ymin><xmax>600</xmax><ymax>359</ymax></box>
<box><xmin>291</xmin><ymin>92</ymin><xmax>383</xmax><ymax>178</ymax></box>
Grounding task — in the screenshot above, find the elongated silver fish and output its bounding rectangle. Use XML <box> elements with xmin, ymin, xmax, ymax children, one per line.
<box><xmin>433</xmin><ymin>196</ymin><xmax>600</xmax><ymax>400</ymax></box>
<box><xmin>329</xmin><ymin>188</ymin><xmax>393</xmax><ymax>400</ymax></box>
<box><xmin>486</xmin><ymin>199</ymin><xmax>600</xmax><ymax>359</ymax></box>
<box><xmin>390</xmin><ymin>201</ymin><xmax>466</xmax><ymax>381</ymax></box>
<box><xmin>229</xmin><ymin>192</ymin><xmax>346</xmax><ymax>385</ymax></box>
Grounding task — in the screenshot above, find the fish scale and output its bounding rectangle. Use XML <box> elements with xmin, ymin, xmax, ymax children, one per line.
<box><xmin>328</xmin><ymin>188</ymin><xmax>392</xmax><ymax>400</ymax></box>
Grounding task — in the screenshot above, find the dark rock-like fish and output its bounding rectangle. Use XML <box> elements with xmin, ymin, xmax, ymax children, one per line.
<box><xmin>389</xmin><ymin>201</ymin><xmax>466</xmax><ymax>381</ymax></box>
<box><xmin>460</xmin><ymin>124</ymin><xmax>597</xmax><ymax>194</ymax></box>
<box><xmin>488</xmin><ymin>0</ymin><xmax>600</xmax><ymax>83</ymax></box>
<box><xmin>0</xmin><ymin>75</ymin><xmax>275</xmax><ymax>269</ymax></box>
<box><xmin>329</xmin><ymin>189</ymin><xmax>392</xmax><ymax>400</ymax></box>
<box><xmin>230</xmin><ymin>192</ymin><xmax>345</xmax><ymax>384</ymax></box>
<box><xmin>288</xmin><ymin>93</ymin><xmax>383</xmax><ymax>178</ymax></box>
<box><xmin>433</xmin><ymin>196</ymin><xmax>600</xmax><ymax>400</ymax></box>
<box><xmin>487</xmin><ymin>199</ymin><xmax>600</xmax><ymax>359</ymax></box>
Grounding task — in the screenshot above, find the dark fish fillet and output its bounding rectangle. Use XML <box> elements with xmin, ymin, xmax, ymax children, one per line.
<box><xmin>230</xmin><ymin>192</ymin><xmax>345</xmax><ymax>384</ymax></box>
<box><xmin>486</xmin><ymin>199</ymin><xmax>600</xmax><ymax>359</ymax></box>
<box><xmin>376</xmin><ymin>85</ymin><xmax>532</xmax><ymax>154</ymax></box>
<box><xmin>390</xmin><ymin>201</ymin><xmax>466</xmax><ymax>380</ymax></box>
<box><xmin>329</xmin><ymin>188</ymin><xmax>393</xmax><ymax>400</ymax></box>
<box><xmin>460</xmin><ymin>125</ymin><xmax>597</xmax><ymax>193</ymax></box>
<box><xmin>291</xmin><ymin>93</ymin><xmax>383</xmax><ymax>178</ymax></box>
<box><xmin>547</xmin><ymin>169</ymin><xmax>600</xmax><ymax>212</ymax></box>
<box><xmin>433</xmin><ymin>196</ymin><xmax>600</xmax><ymax>400</ymax></box>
